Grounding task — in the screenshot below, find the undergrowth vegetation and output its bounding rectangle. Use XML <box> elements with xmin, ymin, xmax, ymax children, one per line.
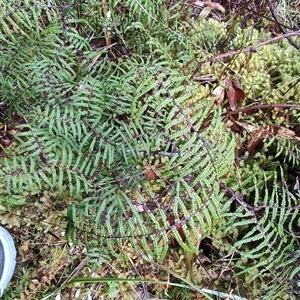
<box><xmin>0</xmin><ymin>0</ymin><xmax>299</xmax><ymax>299</ymax></box>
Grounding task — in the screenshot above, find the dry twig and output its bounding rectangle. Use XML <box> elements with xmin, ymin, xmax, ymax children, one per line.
<box><xmin>189</xmin><ymin>31</ymin><xmax>300</xmax><ymax>80</ymax></box>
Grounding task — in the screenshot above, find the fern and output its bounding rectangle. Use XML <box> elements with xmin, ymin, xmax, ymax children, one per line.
<box><xmin>219</xmin><ymin>159</ymin><xmax>300</xmax><ymax>298</ymax></box>
<box><xmin>0</xmin><ymin>0</ymin><xmax>235</xmax><ymax>257</ymax></box>
<box><xmin>5</xmin><ymin>57</ymin><xmax>234</xmax><ymax>258</ymax></box>
<box><xmin>0</xmin><ymin>0</ymin><xmax>299</xmax><ymax>298</ymax></box>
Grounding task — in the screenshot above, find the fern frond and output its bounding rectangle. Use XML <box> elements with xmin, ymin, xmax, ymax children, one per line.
<box><xmin>56</xmin><ymin>58</ymin><xmax>235</xmax><ymax>257</ymax></box>
<box><xmin>220</xmin><ymin>168</ymin><xmax>300</xmax><ymax>297</ymax></box>
<box><xmin>1</xmin><ymin>1</ymin><xmax>299</xmax><ymax>298</ymax></box>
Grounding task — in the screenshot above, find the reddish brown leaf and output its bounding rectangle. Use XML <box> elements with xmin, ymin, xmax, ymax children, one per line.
<box><xmin>244</xmin><ymin>125</ymin><xmax>300</xmax><ymax>156</ymax></box>
<box><xmin>143</xmin><ymin>163</ymin><xmax>160</xmax><ymax>181</ymax></box>
<box><xmin>224</xmin><ymin>78</ymin><xmax>245</xmax><ymax>110</ymax></box>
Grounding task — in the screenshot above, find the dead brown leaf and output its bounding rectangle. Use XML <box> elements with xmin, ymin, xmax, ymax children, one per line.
<box><xmin>246</xmin><ymin>125</ymin><xmax>300</xmax><ymax>156</ymax></box>
<box><xmin>224</xmin><ymin>78</ymin><xmax>245</xmax><ymax>111</ymax></box>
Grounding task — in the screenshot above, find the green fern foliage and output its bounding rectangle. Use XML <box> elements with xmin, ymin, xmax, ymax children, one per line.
<box><xmin>0</xmin><ymin>0</ymin><xmax>299</xmax><ymax>298</ymax></box>
<box><xmin>0</xmin><ymin>0</ymin><xmax>235</xmax><ymax>258</ymax></box>
<box><xmin>220</xmin><ymin>167</ymin><xmax>300</xmax><ymax>298</ymax></box>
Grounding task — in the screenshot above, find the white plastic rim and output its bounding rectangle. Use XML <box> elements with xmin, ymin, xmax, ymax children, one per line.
<box><xmin>0</xmin><ymin>226</ymin><xmax>16</xmax><ymax>297</ymax></box>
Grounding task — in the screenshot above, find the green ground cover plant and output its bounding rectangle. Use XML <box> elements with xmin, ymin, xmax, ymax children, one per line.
<box><xmin>0</xmin><ymin>0</ymin><xmax>299</xmax><ymax>299</ymax></box>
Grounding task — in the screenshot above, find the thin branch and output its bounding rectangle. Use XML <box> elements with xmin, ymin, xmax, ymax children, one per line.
<box><xmin>227</xmin><ymin>104</ymin><xmax>300</xmax><ymax>116</ymax></box>
<box><xmin>266</xmin><ymin>0</ymin><xmax>300</xmax><ymax>50</ymax></box>
<box><xmin>189</xmin><ymin>31</ymin><xmax>300</xmax><ymax>80</ymax></box>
